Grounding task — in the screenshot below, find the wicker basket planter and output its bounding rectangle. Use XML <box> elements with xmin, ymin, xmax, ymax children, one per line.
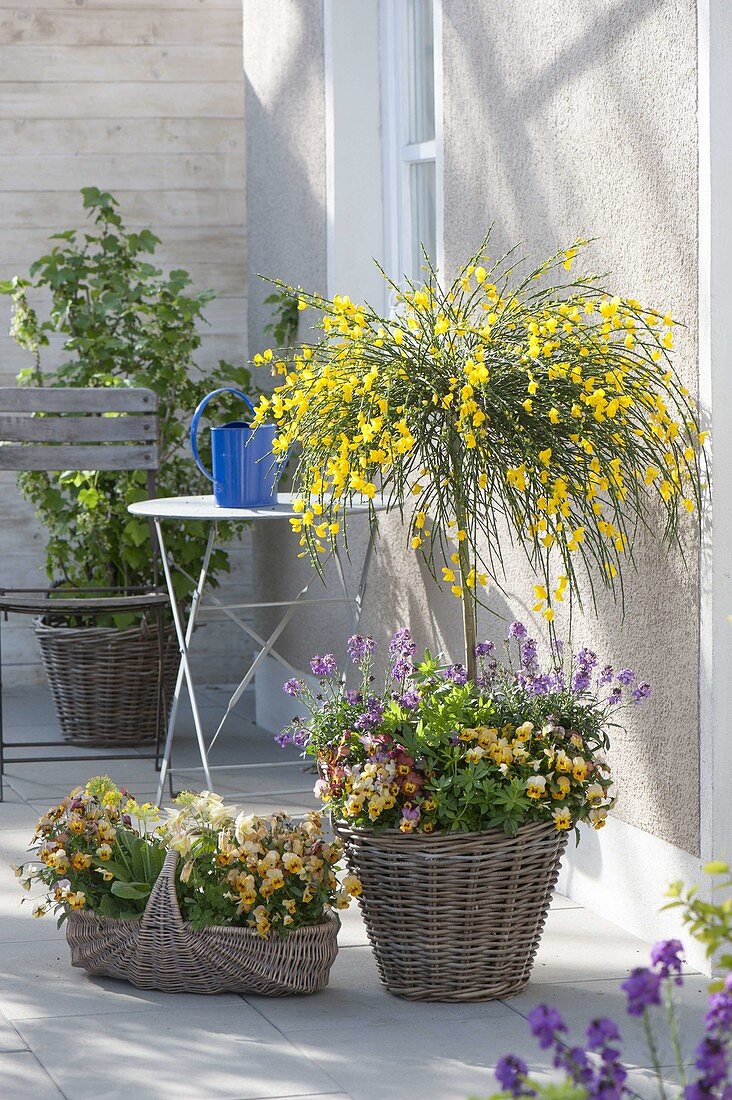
<box><xmin>34</xmin><ymin>617</ymin><xmax>179</xmax><ymax>747</ymax></box>
<box><xmin>334</xmin><ymin>818</ymin><xmax>567</xmax><ymax>1002</ymax></box>
<box><xmin>66</xmin><ymin>851</ymin><xmax>340</xmax><ymax>995</ymax></box>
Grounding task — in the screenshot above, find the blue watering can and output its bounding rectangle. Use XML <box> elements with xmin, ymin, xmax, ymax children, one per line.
<box><xmin>190</xmin><ymin>387</ymin><xmax>281</xmax><ymax>508</ymax></box>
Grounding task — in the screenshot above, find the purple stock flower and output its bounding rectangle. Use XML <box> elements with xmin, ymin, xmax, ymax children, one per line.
<box><xmin>705</xmin><ymin>989</ymin><xmax>732</xmax><ymax>1033</ymax></box>
<box><xmin>572</xmin><ymin>670</ymin><xmax>592</xmax><ymax>694</ymax></box>
<box><xmin>347</xmin><ymin>634</ymin><xmax>376</xmax><ymax>664</ymax></box>
<box><xmin>586</xmin><ymin>1017</ymin><xmax>622</xmax><ymax>1050</ymax></box>
<box><xmin>694</xmin><ymin>1037</ymin><xmax>728</xmax><ymax>1086</ymax></box>
<box><xmin>444</xmin><ymin>664</ymin><xmax>468</xmax><ymax>686</ymax></box>
<box><xmin>597</xmin><ymin>665</ymin><xmax>614</xmax><ymax>688</ymax></box>
<box><xmin>475</xmin><ymin>640</ymin><xmax>495</xmax><ymax>657</ymax></box>
<box><xmin>527</xmin><ymin>1004</ymin><xmax>567</xmax><ymax>1049</ymax></box>
<box><xmin>633</xmin><ymin>681</ymin><xmax>651</xmax><ymax>705</ymax></box>
<box><xmin>650</xmin><ymin>939</ymin><xmax>684</xmax><ymax>982</ymax></box>
<box><xmin>528</xmin><ymin>674</ymin><xmax>553</xmax><ymax>696</ymax></box>
<box><xmin>400</xmin><ymin>689</ymin><xmax>421</xmax><ymax>710</ymax></box>
<box><xmin>608</xmin><ymin>687</ymin><xmax>622</xmax><ymax>706</ymax></box>
<box><xmin>508</xmin><ymin>621</ymin><xmax>528</xmax><ymax>640</ymax></box>
<box><xmin>389</xmin><ymin>628</ymin><xmax>416</xmax><ymax>658</ymax></box>
<box><xmin>345</xmin><ymin>689</ymin><xmax>362</xmax><ymax>706</ymax></box>
<box><xmin>283</xmin><ymin>678</ymin><xmax>304</xmax><ymax>697</ymax></box>
<box><xmin>621</xmin><ymin>968</ymin><xmax>662</xmax><ymax>1016</ymax></box>
<box><xmin>521</xmin><ymin>638</ymin><xmax>539</xmax><ymax>669</ymax></box>
<box><xmin>310</xmin><ymin>653</ymin><xmax>337</xmax><ymax>678</ymax></box>
<box><xmin>616</xmin><ymin>668</ymin><xmax>635</xmax><ymax>685</ymax></box>
<box><xmin>494</xmin><ymin>1055</ymin><xmax>530</xmax><ymax>1097</ymax></box>
<box><xmin>354</xmin><ymin>696</ymin><xmax>384</xmax><ymax>730</ymax></box>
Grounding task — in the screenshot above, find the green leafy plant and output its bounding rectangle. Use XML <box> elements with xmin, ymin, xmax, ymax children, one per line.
<box><xmin>262</xmin><ymin>286</ymin><xmax>301</xmax><ymax>348</ymax></box>
<box><xmin>15</xmin><ymin>776</ymin><xmax>165</xmax><ymax>924</ymax></box>
<box><xmin>278</xmin><ymin>622</ymin><xmax>651</xmax><ymax>839</ymax></box>
<box><xmin>666</xmin><ymin>860</ymin><xmax>732</xmax><ymax>985</ymax></box>
<box><xmin>0</xmin><ymin>187</ymin><xmax>254</xmax><ymax>621</ymax></box>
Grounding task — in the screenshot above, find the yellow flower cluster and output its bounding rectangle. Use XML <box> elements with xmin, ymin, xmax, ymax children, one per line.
<box><xmin>252</xmin><ymin>238</ymin><xmax>705</xmax><ymax>618</ymax></box>
<box><xmin>166</xmin><ymin>793</ymin><xmax>359</xmax><ymax>936</ymax></box>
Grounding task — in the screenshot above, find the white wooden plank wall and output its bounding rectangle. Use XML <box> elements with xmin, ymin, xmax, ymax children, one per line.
<box><xmin>0</xmin><ymin>0</ymin><xmax>253</xmax><ymax>685</ymax></box>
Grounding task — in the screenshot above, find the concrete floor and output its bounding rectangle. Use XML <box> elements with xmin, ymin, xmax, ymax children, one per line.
<box><xmin>0</xmin><ymin>686</ymin><xmax>711</xmax><ymax>1100</ymax></box>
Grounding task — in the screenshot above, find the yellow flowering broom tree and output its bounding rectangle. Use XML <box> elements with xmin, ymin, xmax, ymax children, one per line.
<box><xmin>252</xmin><ymin>236</ymin><xmax>706</xmax><ymax>682</ymax></box>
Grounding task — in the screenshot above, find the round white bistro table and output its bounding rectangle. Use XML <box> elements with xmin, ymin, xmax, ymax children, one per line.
<box><xmin>128</xmin><ymin>493</ymin><xmax>382</xmax><ymax>803</ymax></box>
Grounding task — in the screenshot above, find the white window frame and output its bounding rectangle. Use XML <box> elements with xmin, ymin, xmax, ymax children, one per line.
<box><xmin>380</xmin><ymin>0</ymin><xmax>443</xmax><ymax>297</ymax></box>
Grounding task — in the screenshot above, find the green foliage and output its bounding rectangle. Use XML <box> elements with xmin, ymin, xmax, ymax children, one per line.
<box><xmin>262</xmin><ymin>286</ymin><xmax>300</xmax><ymax>348</ymax></box>
<box><xmin>1</xmin><ymin>187</ymin><xmax>254</xmax><ymax>622</ymax></box>
<box><xmin>665</xmin><ymin>860</ymin><xmax>732</xmax><ymax>985</ymax></box>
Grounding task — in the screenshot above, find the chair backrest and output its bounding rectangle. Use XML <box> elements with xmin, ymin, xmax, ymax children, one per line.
<box><xmin>0</xmin><ymin>387</ymin><xmax>159</xmax><ymax>472</ymax></box>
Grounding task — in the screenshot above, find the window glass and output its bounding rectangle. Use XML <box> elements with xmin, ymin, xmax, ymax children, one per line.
<box><xmin>409</xmin><ymin>159</ymin><xmax>436</xmax><ymax>280</ymax></box>
<box><xmin>407</xmin><ymin>0</ymin><xmax>435</xmax><ymax>144</ymax></box>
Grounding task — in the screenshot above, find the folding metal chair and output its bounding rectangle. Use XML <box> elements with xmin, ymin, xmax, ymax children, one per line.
<box><xmin>0</xmin><ymin>386</ymin><xmax>168</xmax><ymax>800</ymax></box>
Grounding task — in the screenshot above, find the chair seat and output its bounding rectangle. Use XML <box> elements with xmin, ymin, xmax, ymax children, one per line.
<box><xmin>0</xmin><ymin>591</ymin><xmax>169</xmax><ymax>617</ymax></box>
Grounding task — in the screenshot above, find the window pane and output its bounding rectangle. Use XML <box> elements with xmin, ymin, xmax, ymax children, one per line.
<box><xmin>407</xmin><ymin>0</ymin><xmax>435</xmax><ymax>144</ymax></box>
<box><xmin>409</xmin><ymin>159</ymin><xmax>436</xmax><ymax>280</ymax></box>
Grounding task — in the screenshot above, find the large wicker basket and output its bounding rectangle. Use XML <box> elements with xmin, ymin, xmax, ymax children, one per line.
<box><xmin>334</xmin><ymin>819</ymin><xmax>567</xmax><ymax>1002</ymax></box>
<box><xmin>34</xmin><ymin>617</ymin><xmax>179</xmax><ymax>746</ymax></box>
<box><xmin>66</xmin><ymin>850</ymin><xmax>340</xmax><ymax>995</ymax></box>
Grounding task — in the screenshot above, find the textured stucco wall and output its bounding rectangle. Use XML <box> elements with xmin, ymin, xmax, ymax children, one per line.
<box><xmin>248</xmin><ymin>0</ymin><xmax>701</xmax><ymax>855</ymax></box>
<box><xmin>369</xmin><ymin>0</ymin><xmax>701</xmax><ymax>853</ymax></box>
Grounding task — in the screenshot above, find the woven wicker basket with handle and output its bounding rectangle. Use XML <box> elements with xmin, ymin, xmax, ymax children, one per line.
<box><xmin>65</xmin><ymin>850</ymin><xmax>340</xmax><ymax>995</ymax></box>
<box><xmin>334</xmin><ymin>818</ymin><xmax>567</xmax><ymax>1002</ymax></box>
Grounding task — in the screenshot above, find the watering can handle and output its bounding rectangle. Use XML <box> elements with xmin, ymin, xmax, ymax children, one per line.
<box><xmin>189</xmin><ymin>387</ymin><xmax>257</xmax><ymax>482</ymax></box>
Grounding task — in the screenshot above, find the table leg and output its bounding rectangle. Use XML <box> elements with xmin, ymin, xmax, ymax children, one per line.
<box><xmin>155</xmin><ymin>519</ymin><xmax>215</xmax><ymax>802</ymax></box>
<box><xmin>206</xmin><ymin>580</ymin><xmax>313</xmax><ymax>753</ymax></box>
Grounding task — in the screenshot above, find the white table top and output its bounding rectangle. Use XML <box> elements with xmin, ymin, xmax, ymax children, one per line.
<box><xmin>128</xmin><ymin>492</ymin><xmax>386</xmax><ymax>521</ymax></box>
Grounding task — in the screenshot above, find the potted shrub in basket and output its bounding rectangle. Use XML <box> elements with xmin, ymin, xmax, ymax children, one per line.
<box><xmin>0</xmin><ymin>187</ymin><xmax>253</xmax><ymax>745</ymax></box>
<box><xmin>277</xmin><ymin>625</ymin><xmax>649</xmax><ymax>1001</ymax></box>
<box><xmin>17</xmin><ymin>777</ymin><xmax>353</xmax><ymax>996</ymax></box>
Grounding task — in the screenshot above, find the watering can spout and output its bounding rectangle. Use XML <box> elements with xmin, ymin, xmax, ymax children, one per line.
<box><xmin>190</xmin><ymin>387</ymin><xmax>281</xmax><ymax>508</ymax></box>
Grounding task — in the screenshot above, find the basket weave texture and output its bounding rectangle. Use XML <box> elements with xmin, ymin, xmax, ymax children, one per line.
<box><xmin>34</xmin><ymin>617</ymin><xmax>178</xmax><ymax>746</ymax></box>
<box><xmin>65</xmin><ymin>850</ymin><xmax>340</xmax><ymax>995</ymax></box>
<box><xmin>334</xmin><ymin>818</ymin><xmax>567</xmax><ymax>1002</ymax></box>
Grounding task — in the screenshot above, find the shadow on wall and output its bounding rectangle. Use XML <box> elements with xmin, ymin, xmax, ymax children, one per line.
<box><xmin>243</xmin><ymin>0</ymin><xmax>327</xmax><ymax>359</ymax></box>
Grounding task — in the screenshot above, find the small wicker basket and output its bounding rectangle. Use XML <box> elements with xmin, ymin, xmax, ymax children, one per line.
<box><xmin>34</xmin><ymin>617</ymin><xmax>179</xmax><ymax>747</ymax></box>
<box><xmin>66</xmin><ymin>851</ymin><xmax>340</xmax><ymax>995</ymax></box>
<box><xmin>334</xmin><ymin>818</ymin><xmax>567</xmax><ymax>1002</ymax></box>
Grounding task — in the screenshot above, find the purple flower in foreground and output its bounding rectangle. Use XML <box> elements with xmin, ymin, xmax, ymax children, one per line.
<box><xmin>475</xmin><ymin>640</ymin><xmax>495</xmax><ymax>657</ymax></box>
<box><xmin>310</xmin><ymin>653</ymin><xmax>337</xmax><ymax>678</ymax></box>
<box><xmin>621</xmin><ymin>967</ymin><xmax>662</xmax><ymax>1016</ymax></box>
<box><xmin>572</xmin><ymin>670</ymin><xmax>592</xmax><ymax>694</ymax></box>
<box><xmin>508</xmin><ymin>620</ymin><xmax>528</xmax><ymax>640</ymax></box>
<box><xmin>694</xmin><ymin>1037</ymin><xmax>728</xmax><ymax>1086</ymax></box>
<box><xmin>283</xmin><ymin>678</ymin><xmax>304</xmax><ymax>697</ymax></box>
<box><xmin>616</xmin><ymin>668</ymin><xmax>636</xmax><ymax>685</ymax></box>
<box><xmin>345</xmin><ymin>689</ymin><xmax>362</xmax><ymax>706</ymax></box>
<box><xmin>577</xmin><ymin>647</ymin><xmax>599</xmax><ymax>671</ymax></box>
<box><xmin>633</xmin><ymin>681</ymin><xmax>651</xmax><ymax>705</ymax></box>
<box><xmin>347</xmin><ymin>634</ymin><xmax>376</xmax><ymax>664</ymax></box>
<box><xmin>528</xmin><ymin>674</ymin><xmax>553</xmax><ymax>696</ymax></box>
<box><xmin>527</xmin><ymin>1004</ymin><xmax>567</xmax><ymax>1049</ymax></box>
<box><xmin>586</xmin><ymin>1017</ymin><xmax>622</xmax><ymax>1051</ymax></box>
<box><xmin>597</xmin><ymin>664</ymin><xmax>614</xmax><ymax>688</ymax></box>
<box><xmin>494</xmin><ymin>1055</ymin><xmax>531</xmax><ymax>1097</ymax></box>
<box><xmin>650</xmin><ymin>939</ymin><xmax>684</xmax><ymax>982</ymax></box>
<box><xmin>444</xmin><ymin>664</ymin><xmax>468</xmax><ymax>686</ymax></box>
<box><xmin>608</xmin><ymin>687</ymin><xmax>623</xmax><ymax>706</ymax></box>
<box><xmin>705</xmin><ymin>989</ymin><xmax>732</xmax><ymax>1033</ymax></box>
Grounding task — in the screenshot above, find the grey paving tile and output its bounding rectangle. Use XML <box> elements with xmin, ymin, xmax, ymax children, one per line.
<box><xmin>529</xmin><ymin>905</ymin><xmax>656</xmax><ymax>983</ymax></box>
<box><xmin>0</xmin><ymin>1051</ymin><xmax>63</xmax><ymax>1098</ymax></box>
<box><xmin>244</xmin><ymin>944</ymin><xmax>515</xmax><ymax>1035</ymax></box>
<box><xmin>17</xmin><ymin>1005</ymin><xmax>340</xmax><ymax>1100</ymax></box>
<box><xmin>0</xmin><ymin>1010</ymin><xmax>26</xmax><ymax>1053</ymax></box>
<box><xmin>0</xmin><ymin>802</ymin><xmax>41</xmax><ymax>830</ymax></box>
<box><xmin>284</xmin><ymin>1012</ymin><xmax>560</xmax><ymax>1100</ymax></box>
<box><xmin>0</xmin><ymin>937</ymin><xmax>250</xmax><ymax>1021</ymax></box>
